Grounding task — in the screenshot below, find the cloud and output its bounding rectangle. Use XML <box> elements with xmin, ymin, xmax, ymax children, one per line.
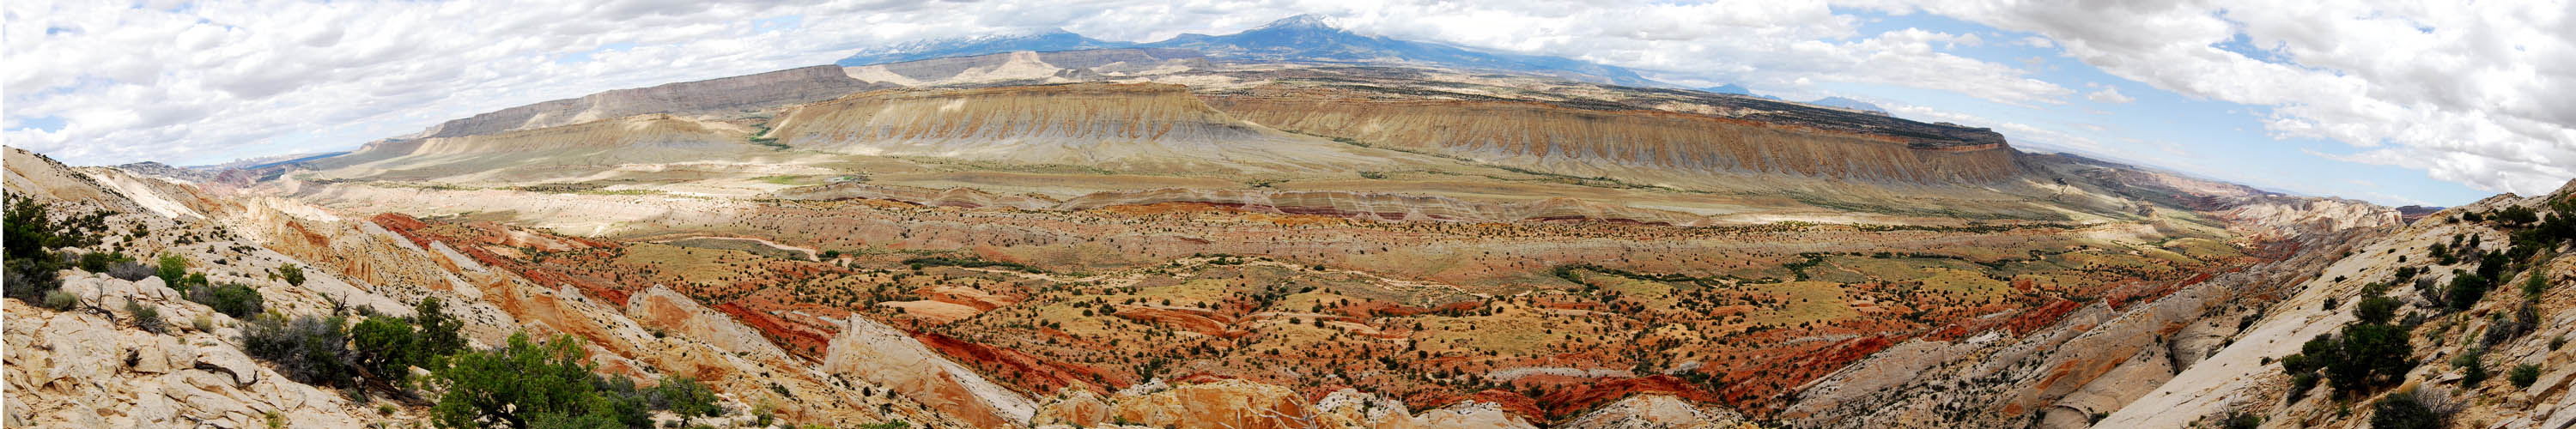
<box><xmin>2085</xmin><ymin>86</ymin><xmax>2133</xmax><ymax>104</ymax></box>
<box><xmin>1879</xmin><ymin>0</ymin><xmax>2576</xmax><ymax>195</ymax></box>
<box><xmin>4</xmin><ymin>0</ymin><xmax>2075</xmax><ymax>166</ymax></box>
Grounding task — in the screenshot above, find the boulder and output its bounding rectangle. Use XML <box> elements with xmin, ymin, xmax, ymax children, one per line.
<box><xmin>192</xmin><ymin>345</ymin><xmax>260</xmax><ymax>387</ymax></box>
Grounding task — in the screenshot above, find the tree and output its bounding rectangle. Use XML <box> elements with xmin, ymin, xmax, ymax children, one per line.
<box><xmin>428</xmin><ymin>333</ymin><xmax>608</xmax><ymax>429</ymax></box>
<box><xmin>2330</xmin><ymin>323</ymin><xmax>2415</xmax><ymax>393</ymax></box>
<box><xmin>351</xmin><ymin>317</ymin><xmax>421</xmax><ymax>382</ymax></box>
<box><xmin>656</xmin><ymin>376</ymin><xmax>721</xmax><ymax>425</ymax></box>
<box><xmin>412</xmin><ymin>298</ymin><xmax>467</xmax><ymax>359</ymax></box>
<box><xmin>2355</xmin><ymin>296</ymin><xmax>2401</xmax><ymax>325</ymax></box>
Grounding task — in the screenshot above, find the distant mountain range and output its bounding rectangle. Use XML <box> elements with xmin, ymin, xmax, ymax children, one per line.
<box><xmin>1806</xmin><ymin>96</ymin><xmax>1889</xmax><ymax>115</ymax></box>
<box><xmin>837</xmin><ymin>15</ymin><xmax>1667</xmax><ymax>88</ymax></box>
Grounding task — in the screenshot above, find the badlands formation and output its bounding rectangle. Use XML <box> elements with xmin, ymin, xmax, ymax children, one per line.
<box><xmin>9</xmin><ymin>21</ymin><xmax>2566</xmax><ymax>429</ymax></box>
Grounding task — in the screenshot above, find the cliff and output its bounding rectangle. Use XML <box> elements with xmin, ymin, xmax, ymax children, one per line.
<box><xmin>1204</xmin><ymin>94</ymin><xmax>2020</xmax><ymax>185</ymax></box>
<box><xmin>775</xmin><ymin>183</ymin><xmax>1715</xmax><ymax>225</ymax></box>
<box><xmin>418</xmin><ymin>65</ymin><xmax>884</xmax><ymax>139</ymax></box>
<box><xmin>767</xmin><ymin>82</ymin><xmax>1403</xmax><ymax>173</ymax></box>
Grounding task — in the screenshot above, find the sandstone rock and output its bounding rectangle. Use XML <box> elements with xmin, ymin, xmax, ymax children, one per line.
<box><xmin>1413</xmin><ymin>401</ymin><xmax>1538</xmax><ymax>429</ymax></box>
<box><xmin>823</xmin><ymin>315</ymin><xmax>1037</xmax><ymax>428</ymax></box>
<box><xmin>192</xmin><ymin>345</ymin><xmax>260</xmax><ymax>387</ymax></box>
<box><xmin>1032</xmin><ymin>389</ymin><xmax>1112</xmax><ymax>426</ymax></box>
<box><xmin>1558</xmin><ymin>395</ymin><xmax>1748</xmax><ymax>429</ymax></box>
<box><xmin>1104</xmin><ymin>378</ymin><xmax>1312</xmax><ymax>429</ymax></box>
<box><xmin>128</xmin><ymin>335</ymin><xmax>186</xmax><ymax>374</ymax></box>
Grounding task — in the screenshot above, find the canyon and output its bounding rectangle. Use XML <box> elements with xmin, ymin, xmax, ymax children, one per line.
<box><xmin>7</xmin><ymin>19</ymin><xmax>2555</xmax><ymax>429</ymax></box>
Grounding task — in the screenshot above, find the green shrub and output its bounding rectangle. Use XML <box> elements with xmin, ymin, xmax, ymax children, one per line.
<box><xmin>2512</xmin><ymin>364</ymin><xmax>2543</xmax><ymax>388</ymax></box>
<box><xmin>655</xmin><ymin>376</ymin><xmax>721</xmax><ymax>425</ymax></box>
<box><xmin>77</xmin><ymin>251</ymin><xmax>130</xmax><ymax>273</ymax></box>
<box><xmin>2460</xmin><ymin>357</ymin><xmax>2489</xmax><ymax>387</ymax></box>
<box><xmin>155</xmin><ymin>254</ymin><xmax>189</xmax><ymax>289</ymax></box>
<box><xmin>427</xmin><ymin>332</ymin><xmax>648</xmax><ymax>429</ymax></box>
<box><xmin>275</xmin><ymin>264</ymin><xmax>306</xmax><ymax>286</ymax></box>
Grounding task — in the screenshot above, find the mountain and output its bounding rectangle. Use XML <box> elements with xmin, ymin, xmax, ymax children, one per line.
<box><xmin>834</xmin><ymin>15</ymin><xmax>1666</xmax><ymax>88</ymax></box>
<box><xmin>1806</xmin><ymin>96</ymin><xmax>1889</xmax><ymax>115</ymax></box>
<box><xmin>835</xmin><ymin>28</ymin><xmax>1135</xmax><ymax>67</ymax></box>
<box><xmin>1699</xmin><ymin>83</ymin><xmax>1752</xmax><ymax>95</ymax></box>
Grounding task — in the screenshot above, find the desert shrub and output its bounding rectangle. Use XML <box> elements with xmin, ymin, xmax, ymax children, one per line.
<box><xmin>275</xmin><ymin>264</ymin><xmax>306</xmax><ymax>286</ymax></box>
<box><xmin>241</xmin><ymin>314</ymin><xmax>356</xmax><ymax>387</ymax></box>
<box><xmin>106</xmin><ymin>260</ymin><xmax>155</xmax><ymax>281</ymax></box>
<box><xmin>76</xmin><ymin>251</ymin><xmax>130</xmax><ymax>273</ymax></box>
<box><xmin>2456</xmin><ymin>348</ymin><xmax>2489</xmax><ymax>387</ymax></box>
<box><xmin>125</xmin><ymin>301</ymin><xmax>166</xmax><ymax>334</ymax></box>
<box><xmin>2512</xmin><ymin>364</ymin><xmax>2543</xmax><ymax>388</ymax></box>
<box><xmin>40</xmin><ymin>288</ymin><xmax>79</xmax><ymax>310</ymax></box>
<box><xmin>2371</xmin><ymin>388</ymin><xmax>2459</xmax><ymax>429</ymax></box>
<box><xmin>2482</xmin><ymin>305</ymin><xmax>2539</xmax><ymax>347</ymax></box>
<box><xmin>2221</xmin><ymin>411</ymin><xmax>2263</xmax><ymax>429</ymax></box>
<box><xmin>185</xmin><ymin>282</ymin><xmax>264</xmax><ymax>319</ymax></box>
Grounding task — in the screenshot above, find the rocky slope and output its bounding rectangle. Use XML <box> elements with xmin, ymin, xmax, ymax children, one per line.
<box><xmin>2101</xmin><ymin>182</ymin><xmax>2576</xmax><ymax>428</ymax></box>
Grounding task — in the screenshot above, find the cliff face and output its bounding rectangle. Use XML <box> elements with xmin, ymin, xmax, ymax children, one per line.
<box><xmin>419</xmin><ymin>65</ymin><xmax>883</xmax><ymax>139</ymax></box>
<box><xmin>1205</xmin><ymin>95</ymin><xmax>2020</xmax><ymax>185</ymax></box>
<box><xmin>776</xmin><ymin>183</ymin><xmax>1714</xmax><ymax>225</ymax></box>
<box><xmin>768</xmin><ymin>82</ymin><xmax>1400</xmax><ymax>173</ymax></box>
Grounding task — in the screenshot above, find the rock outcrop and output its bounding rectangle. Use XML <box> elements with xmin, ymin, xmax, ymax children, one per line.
<box><xmin>823</xmin><ymin>314</ymin><xmax>1039</xmax><ymax>428</ymax></box>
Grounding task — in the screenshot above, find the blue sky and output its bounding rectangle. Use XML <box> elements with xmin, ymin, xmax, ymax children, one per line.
<box><xmin>5</xmin><ymin>0</ymin><xmax>2565</xmax><ymax>207</ymax></box>
<box><xmin>1801</xmin><ymin>10</ymin><xmax>2488</xmax><ymax>206</ymax></box>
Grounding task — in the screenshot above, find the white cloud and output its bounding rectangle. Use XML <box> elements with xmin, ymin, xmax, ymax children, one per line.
<box><xmin>2085</xmin><ymin>86</ymin><xmax>2133</xmax><ymax>104</ymax></box>
<box><xmin>1876</xmin><ymin>0</ymin><xmax>2576</xmax><ymax>195</ymax></box>
<box><xmin>3</xmin><ymin>0</ymin><xmax>2074</xmax><ymax>166</ymax></box>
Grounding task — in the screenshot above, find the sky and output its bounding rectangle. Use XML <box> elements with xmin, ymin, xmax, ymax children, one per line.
<box><xmin>4</xmin><ymin>0</ymin><xmax>2570</xmax><ymax>207</ymax></box>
